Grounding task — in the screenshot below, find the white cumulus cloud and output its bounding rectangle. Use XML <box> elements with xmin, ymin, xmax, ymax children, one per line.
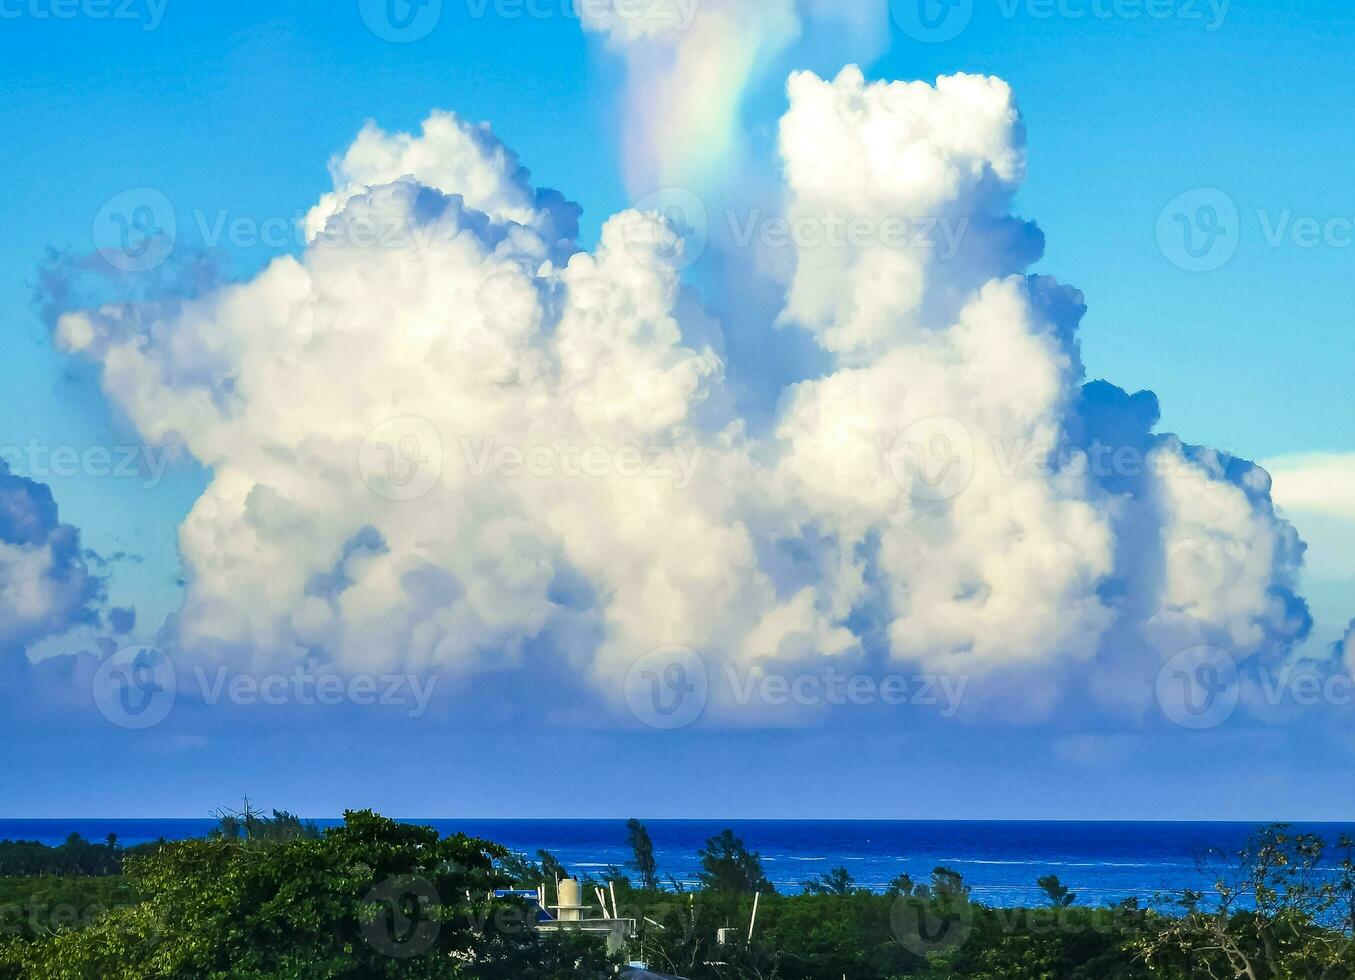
<box><xmin>51</xmin><ymin>68</ymin><xmax>1314</xmax><ymax>721</ymax></box>
<box><xmin>0</xmin><ymin>462</ymin><xmax>103</xmax><ymax>654</ymax></box>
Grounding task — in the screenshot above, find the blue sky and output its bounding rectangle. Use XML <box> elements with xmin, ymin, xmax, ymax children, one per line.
<box><xmin>0</xmin><ymin>0</ymin><xmax>1352</xmax><ymax>818</ymax></box>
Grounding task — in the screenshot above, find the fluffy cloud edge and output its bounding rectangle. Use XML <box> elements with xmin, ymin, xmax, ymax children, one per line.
<box><xmin>39</xmin><ymin>66</ymin><xmax>1317</xmax><ymax>728</ymax></box>
<box><xmin>1264</xmin><ymin>452</ymin><xmax>1355</xmax><ymax>520</ymax></box>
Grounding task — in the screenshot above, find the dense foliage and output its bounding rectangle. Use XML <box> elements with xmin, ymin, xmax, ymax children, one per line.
<box><xmin>695</xmin><ymin>830</ymin><xmax>773</xmax><ymax>896</ymax></box>
<box><xmin>1133</xmin><ymin>825</ymin><xmax>1355</xmax><ymax>978</ymax></box>
<box><xmin>0</xmin><ymin>833</ymin><xmax>162</xmax><ymax>877</ymax></box>
<box><xmin>2</xmin><ymin>817</ymin><xmax>1353</xmax><ymax>978</ymax></box>
<box><xmin>619</xmin><ymin>871</ymin><xmax>1147</xmax><ymax>979</ymax></box>
<box><xmin>0</xmin><ymin>810</ymin><xmax>613</xmax><ymax>979</ymax></box>
<box><xmin>0</xmin><ymin>874</ymin><xmax>142</xmax><ymax>941</ymax></box>
<box><xmin>627</xmin><ymin>818</ymin><xmax>659</xmax><ymax>893</ymax></box>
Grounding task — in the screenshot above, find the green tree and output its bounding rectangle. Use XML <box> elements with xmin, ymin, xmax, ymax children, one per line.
<box><xmin>0</xmin><ymin>875</ymin><xmax>142</xmax><ymax>941</ymax></box>
<box><xmin>0</xmin><ymin>833</ymin><xmax>125</xmax><ymax>877</ymax></box>
<box><xmin>929</xmin><ymin>866</ymin><xmax>971</xmax><ymax>901</ymax></box>
<box><xmin>931</xmin><ymin>902</ymin><xmax>1150</xmax><ymax>980</ymax></box>
<box><xmin>1037</xmin><ymin>874</ymin><xmax>1076</xmax><ymax>907</ymax></box>
<box><xmin>696</xmin><ymin>829</ymin><xmax>772</xmax><ymax>895</ymax></box>
<box><xmin>498</xmin><ymin>849</ymin><xmax>545</xmax><ymax>887</ymax></box>
<box><xmin>0</xmin><ymin>810</ymin><xmax>613</xmax><ymax>979</ymax></box>
<box><xmin>1134</xmin><ymin>824</ymin><xmax>1355</xmax><ymax>979</ymax></box>
<box><xmin>886</xmin><ymin>872</ymin><xmax>920</xmax><ymax>897</ymax></box>
<box><xmin>802</xmin><ymin>866</ymin><xmax>857</xmax><ymax>896</ymax></box>
<box><xmin>497</xmin><ymin>848</ymin><xmax>573</xmax><ymax>909</ymax></box>
<box><xmin>626</xmin><ymin>818</ymin><xmax>660</xmax><ymax>891</ymax></box>
<box><xmin>536</xmin><ymin>849</ymin><xmax>569</xmax><ymax>885</ymax></box>
<box><xmin>210</xmin><ymin>798</ymin><xmax>320</xmax><ymax>842</ymax></box>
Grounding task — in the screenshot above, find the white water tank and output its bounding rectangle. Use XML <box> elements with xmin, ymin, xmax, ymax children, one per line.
<box><xmin>557</xmin><ymin>879</ymin><xmax>584</xmax><ymax>921</ymax></box>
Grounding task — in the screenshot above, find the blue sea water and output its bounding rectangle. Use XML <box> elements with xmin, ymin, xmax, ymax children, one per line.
<box><xmin>5</xmin><ymin>819</ymin><xmax>1352</xmax><ymax>908</ymax></box>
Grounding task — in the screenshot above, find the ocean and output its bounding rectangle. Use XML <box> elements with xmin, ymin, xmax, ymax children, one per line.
<box><xmin>5</xmin><ymin>819</ymin><xmax>1351</xmax><ymax>908</ymax></box>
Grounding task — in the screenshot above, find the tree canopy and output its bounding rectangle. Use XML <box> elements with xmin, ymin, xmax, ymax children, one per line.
<box><xmin>0</xmin><ymin>810</ymin><xmax>612</xmax><ymax>979</ymax></box>
<box><xmin>695</xmin><ymin>829</ymin><xmax>772</xmax><ymax>896</ymax></box>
